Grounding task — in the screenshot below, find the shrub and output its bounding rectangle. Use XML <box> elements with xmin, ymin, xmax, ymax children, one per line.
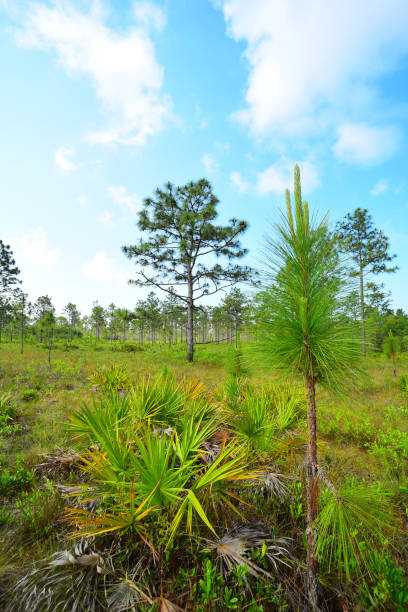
<box><xmin>223</xmin><ymin>382</ymin><xmax>305</xmax><ymax>454</ymax></box>
<box><xmin>0</xmin><ymin>506</ymin><xmax>13</xmax><ymax>527</ymax></box>
<box><xmin>16</xmin><ymin>480</ymin><xmax>64</xmax><ymax>538</ymax></box>
<box><xmin>359</xmin><ymin>553</ymin><xmax>408</xmax><ymax>610</ymax></box>
<box><xmin>65</xmin><ymin>375</ymin><xmax>259</xmax><ymax>546</ymax></box>
<box><xmin>0</xmin><ymin>393</ymin><xmax>21</xmax><ymax>435</ymax></box>
<box><xmin>88</xmin><ymin>364</ymin><xmax>130</xmax><ymax>393</ymax></box>
<box><xmin>0</xmin><ymin>463</ymin><xmax>34</xmax><ymax>496</ymax></box>
<box><xmin>0</xmin><ymin>393</ymin><xmax>18</xmax><ymax>420</ymax></box>
<box><xmin>20</xmin><ymin>389</ymin><xmax>37</xmax><ymax>402</ymax></box>
<box><xmin>400</xmin><ymin>373</ymin><xmax>408</xmax><ymax>394</ymax></box>
<box><xmin>111</xmin><ymin>342</ymin><xmax>144</xmax><ymax>353</ymax></box>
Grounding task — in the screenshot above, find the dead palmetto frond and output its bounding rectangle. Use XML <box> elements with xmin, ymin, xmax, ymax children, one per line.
<box><xmin>5</xmin><ymin>539</ymin><xmax>113</xmax><ymax>612</ymax></box>
<box><xmin>155</xmin><ymin>597</ymin><xmax>185</xmax><ymax>611</ymax></box>
<box><xmin>34</xmin><ymin>447</ymin><xmax>80</xmax><ymax>477</ymax></box>
<box><xmin>205</xmin><ymin>522</ymin><xmax>292</xmax><ymax>581</ymax></box>
<box><xmin>107</xmin><ymin>563</ymin><xmax>153</xmax><ymax>611</ymax></box>
<box><xmin>252</xmin><ymin>469</ymin><xmax>292</xmax><ymax>501</ymax></box>
<box><xmin>107</xmin><ymin>566</ymin><xmax>185</xmax><ymax>612</ymax></box>
<box><xmin>199</xmin><ymin>440</ymin><xmax>222</xmax><ymax>465</ymax></box>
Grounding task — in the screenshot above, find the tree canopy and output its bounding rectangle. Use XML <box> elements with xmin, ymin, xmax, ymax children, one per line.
<box><xmin>122</xmin><ymin>179</ymin><xmax>252</xmax><ymax>361</ymax></box>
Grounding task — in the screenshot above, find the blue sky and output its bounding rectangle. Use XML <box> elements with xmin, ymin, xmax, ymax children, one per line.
<box><xmin>1</xmin><ymin>0</ymin><xmax>408</xmax><ymax>314</ymax></box>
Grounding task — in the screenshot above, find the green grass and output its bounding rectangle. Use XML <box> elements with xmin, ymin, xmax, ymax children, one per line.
<box><xmin>1</xmin><ymin>340</ymin><xmax>408</xmax><ymax>610</ymax></box>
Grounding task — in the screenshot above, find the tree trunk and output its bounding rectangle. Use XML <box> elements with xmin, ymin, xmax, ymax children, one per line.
<box><xmin>359</xmin><ymin>259</ymin><xmax>366</xmax><ymax>357</ymax></box>
<box><xmin>48</xmin><ymin>334</ymin><xmax>52</xmax><ymax>366</ymax></box>
<box><xmin>20</xmin><ymin>303</ymin><xmax>24</xmax><ymax>355</ymax></box>
<box><xmin>392</xmin><ymin>353</ymin><xmax>396</xmax><ymax>377</ymax></box>
<box><xmin>235</xmin><ymin>320</ymin><xmax>238</xmax><ymax>348</ymax></box>
<box><xmin>305</xmin><ymin>374</ymin><xmax>319</xmax><ymax>611</ymax></box>
<box><xmin>187</xmin><ymin>273</ymin><xmax>194</xmax><ymax>362</ymax></box>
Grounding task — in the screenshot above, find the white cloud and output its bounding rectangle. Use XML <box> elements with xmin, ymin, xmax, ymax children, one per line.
<box><xmin>107</xmin><ymin>185</ymin><xmax>141</xmax><ymax>214</ymax></box>
<box><xmin>83</xmin><ymin>252</ymin><xmax>128</xmax><ymax>285</ymax></box>
<box><xmin>256</xmin><ymin>161</ymin><xmax>319</xmax><ymax>196</ymax></box>
<box><xmin>333</xmin><ymin>123</ymin><xmax>401</xmax><ymax>165</ymax></box>
<box><xmin>15</xmin><ymin>1</ymin><xmax>171</xmax><ymax>146</ymax></box>
<box><xmin>100</xmin><ymin>210</ymin><xmax>114</xmax><ymax>226</ymax></box>
<box><xmin>54</xmin><ymin>146</ymin><xmax>77</xmax><ymax>173</ymax></box>
<box><xmin>10</xmin><ymin>226</ymin><xmax>59</xmax><ymax>268</ymax></box>
<box><xmin>201</xmin><ymin>153</ymin><xmax>219</xmax><ymax>175</ymax></box>
<box><xmin>230</xmin><ymin>160</ymin><xmax>319</xmax><ymax>196</ymax></box>
<box><xmin>217</xmin><ymin>0</ymin><xmax>408</xmax><ymax>145</ymax></box>
<box><xmin>371</xmin><ymin>179</ymin><xmax>388</xmax><ymax>196</ymax></box>
<box><xmin>230</xmin><ymin>171</ymin><xmax>249</xmax><ymax>194</ymax></box>
<box><xmin>133</xmin><ymin>2</ymin><xmax>166</xmax><ymax>31</ymax></box>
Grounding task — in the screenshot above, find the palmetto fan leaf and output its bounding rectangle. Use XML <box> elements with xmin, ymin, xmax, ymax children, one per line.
<box><xmin>205</xmin><ymin>522</ymin><xmax>292</xmax><ymax>580</ymax></box>
<box><xmin>5</xmin><ymin>540</ymin><xmax>112</xmax><ymax>612</ymax></box>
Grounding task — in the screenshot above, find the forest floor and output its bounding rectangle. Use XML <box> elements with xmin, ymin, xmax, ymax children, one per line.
<box><xmin>0</xmin><ymin>341</ymin><xmax>408</xmax><ymax>610</ymax></box>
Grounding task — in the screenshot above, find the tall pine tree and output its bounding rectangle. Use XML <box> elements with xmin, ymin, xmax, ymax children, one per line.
<box><xmin>259</xmin><ymin>165</ymin><xmax>361</xmax><ymax>609</ymax></box>
<box><xmin>336</xmin><ymin>208</ymin><xmax>397</xmax><ymax>356</ymax></box>
<box><xmin>123</xmin><ymin>179</ymin><xmax>252</xmax><ymax>361</ymax></box>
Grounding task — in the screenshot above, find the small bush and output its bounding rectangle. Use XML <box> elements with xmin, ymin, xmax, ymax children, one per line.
<box><xmin>0</xmin><ymin>393</ymin><xmax>18</xmax><ymax>420</ymax></box>
<box><xmin>20</xmin><ymin>389</ymin><xmax>37</xmax><ymax>402</ymax></box>
<box><xmin>0</xmin><ymin>463</ymin><xmax>34</xmax><ymax>496</ymax></box>
<box><xmin>359</xmin><ymin>553</ymin><xmax>408</xmax><ymax>610</ymax></box>
<box><xmin>88</xmin><ymin>364</ymin><xmax>130</xmax><ymax>393</ymax></box>
<box><xmin>16</xmin><ymin>480</ymin><xmax>64</xmax><ymax>538</ymax></box>
<box><xmin>400</xmin><ymin>374</ymin><xmax>408</xmax><ymax>394</ymax></box>
<box><xmin>0</xmin><ymin>393</ymin><xmax>22</xmax><ymax>436</ymax></box>
<box><xmin>112</xmin><ymin>342</ymin><xmax>144</xmax><ymax>352</ymax></box>
<box><xmin>0</xmin><ymin>505</ymin><xmax>13</xmax><ymax>527</ymax></box>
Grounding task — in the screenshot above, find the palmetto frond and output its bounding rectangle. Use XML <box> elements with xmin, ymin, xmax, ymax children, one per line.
<box><xmin>205</xmin><ymin>522</ymin><xmax>292</xmax><ymax>580</ymax></box>
<box><xmin>5</xmin><ymin>539</ymin><xmax>112</xmax><ymax>612</ymax></box>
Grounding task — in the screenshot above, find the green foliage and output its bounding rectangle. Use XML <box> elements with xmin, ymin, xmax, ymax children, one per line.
<box><xmin>66</xmin><ymin>373</ymin><xmax>257</xmax><ymax>545</ymax></box>
<box><xmin>122</xmin><ymin>178</ymin><xmax>252</xmax><ymax>361</ymax></box>
<box><xmin>111</xmin><ymin>341</ymin><xmax>144</xmax><ymax>352</ymax></box>
<box><xmin>0</xmin><ymin>392</ymin><xmax>21</xmax><ymax>434</ymax></box>
<box><xmin>336</xmin><ymin>208</ymin><xmax>397</xmax><ymax>276</ymax></box>
<box><xmin>0</xmin><ymin>393</ymin><xmax>18</xmax><ymax>420</ymax></box>
<box><xmin>359</xmin><ymin>553</ymin><xmax>408</xmax><ymax>610</ymax></box>
<box><xmin>400</xmin><ymin>373</ymin><xmax>408</xmax><ymax>393</ymax></box>
<box><xmin>258</xmin><ymin>169</ymin><xmax>362</xmax><ymax>393</ymax></box>
<box><xmin>0</xmin><ymin>240</ymin><xmax>21</xmax><ymax>291</ymax></box>
<box><xmin>370</xmin><ymin>429</ymin><xmax>408</xmax><ymax>478</ymax></box>
<box><xmin>314</xmin><ymin>481</ymin><xmax>396</xmax><ymax>581</ymax></box>
<box><xmin>0</xmin><ymin>505</ymin><xmax>13</xmax><ymax>526</ymax></box>
<box><xmin>0</xmin><ymin>462</ymin><xmax>34</xmax><ymax>495</ymax></box>
<box><xmin>20</xmin><ymin>388</ymin><xmax>37</xmax><ymax>402</ymax></box>
<box><xmin>223</xmin><ymin>382</ymin><xmax>304</xmax><ymax>453</ymax></box>
<box><xmin>88</xmin><ymin>363</ymin><xmax>130</xmax><ymax>393</ymax></box>
<box><xmin>16</xmin><ymin>480</ymin><xmax>64</xmax><ymax>538</ymax></box>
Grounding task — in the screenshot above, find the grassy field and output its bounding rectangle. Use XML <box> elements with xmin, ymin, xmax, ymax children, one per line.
<box><xmin>1</xmin><ymin>341</ymin><xmax>408</xmax><ymax>610</ymax></box>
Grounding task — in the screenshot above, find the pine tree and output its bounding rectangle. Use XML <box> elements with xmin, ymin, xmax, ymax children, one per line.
<box><xmin>64</xmin><ymin>303</ymin><xmax>81</xmax><ymax>342</ymax></box>
<box><xmin>336</xmin><ymin>208</ymin><xmax>397</xmax><ymax>356</ymax></box>
<box><xmin>122</xmin><ymin>179</ymin><xmax>252</xmax><ymax>362</ymax></box>
<box><xmin>0</xmin><ymin>240</ymin><xmax>20</xmax><ymax>292</ymax></box>
<box><xmin>259</xmin><ymin>165</ymin><xmax>361</xmax><ymax>609</ymax></box>
<box><xmin>91</xmin><ymin>302</ymin><xmax>105</xmax><ymax>343</ymax></box>
<box><xmin>221</xmin><ymin>288</ymin><xmax>248</xmax><ymax>346</ymax></box>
